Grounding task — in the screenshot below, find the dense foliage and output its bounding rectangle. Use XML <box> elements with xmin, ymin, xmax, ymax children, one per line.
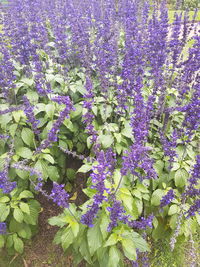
<box><xmin>0</xmin><ymin>0</ymin><xmax>199</xmax><ymax>265</ymax></box>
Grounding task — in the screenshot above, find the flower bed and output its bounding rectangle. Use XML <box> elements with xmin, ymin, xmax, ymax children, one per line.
<box><xmin>0</xmin><ymin>0</ymin><xmax>199</xmax><ymax>266</ymax></box>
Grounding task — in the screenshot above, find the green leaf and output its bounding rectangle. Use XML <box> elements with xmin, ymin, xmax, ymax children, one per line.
<box><xmin>121</xmin><ymin>238</ymin><xmax>137</xmax><ymax>261</ymax></box>
<box><xmin>175</xmin><ymin>169</ymin><xmax>188</xmax><ymax>188</ymax></box>
<box><xmin>42</xmin><ymin>154</ymin><xmax>55</xmax><ymax>164</ymax></box>
<box><xmin>67</xmin><ymin>168</ymin><xmax>76</xmax><ymax>181</ymax></box>
<box><xmin>168</xmin><ymin>204</ymin><xmax>179</xmax><ymax>216</ymax></box>
<box><xmin>87</xmin><ymin>222</ymin><xmax>103</xmax><ymax>256</ymax></box>
<box><xmin>13</xmin><ymin>208</ymin><xmax>24</xmax><ymax>223</ymax></box>
<box><xmin>15</xmin><ymin>169</ymin><xmax>29</xmax><ymax>180</ymax></box>
<box><xmin>77</xmin><ymin>164</ymin><xmax>92</xmax><ymax>173</ymax></box>
<box><xmin>0</xmin><ymin>235</ymin><xmax>5</xmax><ymax>248</ymax></box>
<box><xmin>108</xmin><ymin>246</ymin><xmax>121</xmax><ymax>267</ymax></box>
<box><xmin>130</xmin><ymin>232</ymin><xmax>150</xmax><ymax>252</ymax></box>
<box><xmin>26</xmin><ymin>90</ymin><xmax>38</xmax><ymax>103</ymax></box>
<box><xmin>45</xmin><ymin>103</ymin><xmax>55</xmax><ymax>119</ymax></box>
<box><xmin>104</xmin><ymin>233</ymin><xmax>118</xmax><ymax>247</ymax></box>
<box><xmin>154</xmin><ymin>160</ymin><xmax>165</xmax><ymax>175</ymax></box>
<box><xmin>0</xmin><ymin>196</ymin><xmax>10</xmax><ymax>203</ymax></box>
<box><xmin>20</xmin><ymin>202</ymin><xmax>30</xmax><ymax>215</ymax></box>
<box><xmin>12</xmin><ymin>110</ymin><xmax>24</xmax><ymax>123</ymax></box>
<box><xmin>99</xmin><ymin>134</ymin><xmax>114</xmax><ymax>149</ymax></box>
<box><xmin>16</xmin><ymin>147</ymin><xmax>33</xmax><ymax>159</ymax></box>
<box><xmin>47</xmin><ymin>166</ymin><xmax>60</xmax><ymax>182</ymax></box>
<box><xmin>21</xmin><ymin>78</ymin><xmax>34</xmax><ymax>86</ymax></box>
<box><xmin>48</xmin><ymin>216</ymin><xmax>66</xmax><ymax>227</ymax></box>
<box><xmin>9</xmin><ymin>124</ymin><xmax>18</xmax><ymax>138</ymax></box>
<box><xmin>121</xmin><ymin>126</ymin><xmax>133</xmax><ymax>138</ymax></box>
<box><xmin>9</xmin><ymin>218</ymin><xmax>23</xmax><ymax>232</ymax></box>
<box><xmin>21</xmin><ymin>128</ymin><xmax>34</xmax><ymax>147</ymax></box>
<box><xmin>79</xmin><ymin>238</ymin><xmax>93</xmax><ymax>265</ymax></box>
<box><xmin>0</xmin><ymin>203</ymin><xmax>10</xmax><ymax>221</ymax></box>
<box><xmin>19</xmin><ymin>190</ymin><xmax>34</xmax><ymax>199</ymax></box>
<box><xmin>23</xmin><ymin>205</ymin><xmax>39</xmax><ymax>225</ymax></box>
<box><xmin>6</xmin><ymin>235</ymin><xmax>13</xmax><ymax>248</ymax></box>
<box><xmin>61</xmin><ymin>227</ymin><xmax>74</xmax><ymax>251</ymax></box>
<box><xmin>119</xmin><ymin>188</ymin><xmax>136</xmax><ymax>216</ymax></box>
<box><xmin>13</xmin><ymin>235</ymin><xmax>24</xmax><ymax>254</ymax></box>
<box><xmin>100</xmin><ymin>105</ymin><xmax>112</xmax><ymax>121</ymax></box>
<box><xmin>151</xmin><ymin>189</ymin><xmax>165</xmax><ymax>206</ymax></box>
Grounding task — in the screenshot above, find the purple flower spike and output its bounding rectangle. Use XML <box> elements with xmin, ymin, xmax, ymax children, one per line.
<box><xmin>0</xmin><ymin>222</ymin><xmax>7</xmax><ymax>235</ymax></box>
<box><xmin>49</xmin><ymin>182</ymin><xmax>69</xmax><ymax>208</ymax></box>
<box><xmin>160</xmin><ymin>189</ymin><xmax>175</xmax><ymax>208</ymax></box>
<box><xmin>23</xmin><ymin>96</ymin><xmax>40</xmax><ymax>135</ymax></box>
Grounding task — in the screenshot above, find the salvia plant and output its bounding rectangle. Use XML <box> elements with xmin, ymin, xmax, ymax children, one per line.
<box><xmin>0</xmin><ymin>0</ymin><xmax>199</xmax><ymax>265</ymax></box>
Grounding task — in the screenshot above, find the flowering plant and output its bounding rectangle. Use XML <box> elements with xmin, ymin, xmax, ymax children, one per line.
<box><xmin>0</xmin><ymin>0</ymin><xmax>199</xmax><ymax>265</ymax></box>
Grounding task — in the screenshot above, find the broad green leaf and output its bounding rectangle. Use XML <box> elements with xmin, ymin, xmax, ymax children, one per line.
<box><xmin>70</xmin><ymin>220</ymin><xmax>79</xmax><ymax>237</ymax></box>
<box><xmin>48</xmin><ymin>216</ymin><xmax>66</xmax><ymax>227</ymax></box>
<box><xmin>67</xmin><ymin>168</ymin><xmax>76</xmax><ymax>181</ymax></box>
<box><xmin>45</xmin><ymin>104</ymin><xmax>55</xmax><ymax>119</ymax></box>
<box><xmin>121</xmin><ymin>238</ymin><xmax>137</xmax><ymax>261</ymax></box>
<box><xmin>108</xmin><ymin>246</ymin><xmax>121</xmax><ymax>267</ymax></box>
<box><xmin>42</xmin><ymin>153</ymin><xmax>55</xmax><ymax>164</ymax></box>
<box><xmin>100</xmin><ymin>213</ymin><xmax>110</xmax><ymax>240</ymax></box>
<box><xmin>119</xmin><ymin>188</ymin><xmax>134</xmax><ymax>213</ymax></box>
<box><xmin>20</xmin><ymin>202</ymin><xmax>30</xmax><ymax>214</ymax></box>
<box><xmin>6</xmin><ymin>235</ymin><xmax>13</xmax><ymax>248</ymax></box>
<box><xmin>77</xmin><ymin>164</ymin><xmax>92</xmax><ymax>173</ymax></box>
<box><xmin>26</xmin><ymin>90</ymin><xmax>38</xmax><ymax>103</ymax></box>
<box><xmin>12</xmin><ymin>110</ymin><xmax>24</xmax><ymax>123</ymax></box>
<box><xmin>21</xmin><ymin>128</ymin><xmax>34</xmax><ymax>147</ymax></box>
<box><xmin>13</xmin><ymin>208</ymin><xmax>24</xmax><ymax>223</ymax></box>
<box><xmin>0</xmin><ymin>196</ymin><xmax>10</xmax><ymax>203</ymax></box>
<box><xmin>61</xmin><ymin>227</ymin><xmax>74</xmax><ymax>251</ymax></box>
<box><xmin>15</xmin><ymin>169</ymin><xmax>29</xmax><ymax>179</ymax></box>
<box><xmin>13</xmin><ymin>236</ymin><xmax>24</xmax><ymax>254</ymax></box>
<box><xmin>87</xmin><ymin>222</ymin><xmax>103</xmax><ymax>256</ymax></box>
<box><xmin>100</xmin><ymin>105</ymin><xmax>112</xmax><ymax>121</ymax></box>
<box><xmin>99</xmin><ymin>134</ymin><xmax>114</xmax><ymax>149</ymax></box>
<box><xmin>0</xmin><ymin>203</ymin><xmax>10</xmax><ymax>221</ymax></box>
<box><xmin>19</xmin><ymin>190</ymin><xmax>34</xmax><ymax>199</ymax></box>
<box><xmin>21</xmin><ymin>78</ymin><xmax>34</xmax><ymax>86</ymax></box>
<box><xmin>175</xmin><ymin>169</ymin><xmax>188</xmax><ymax>188</ymax></box>
<box><xmin>168</xmin><ymin>204</ymin><xmax>179</xmax><ymax>216</ymax></box>
<box><xmin>154</xmin><ymin>160</ymin><xmax>165</xmax><ymax>175</ymax></box>
<box><xmin>131</xmin><ymin>232</ymin><xmax>150</xmax><ymax>252</ymax></box>
<box><xmin>9</xmin><ymin>124</ymin><xmax>18</xmax><ymax>138</ymax></box>
<box><xmin>151</xmin><ymin>189</ymin><xmax>165</xmax><ymax>206</ymax></box>
<box><xmin>16</xmin><ymin>147</ymin><xmax>33</xmax><ymax>159</ymax></box>
<box><xmin>79</xmin><ymin>238</ymin><xmax>93</xmax><ymax>264</ymax></box>
<box><xmin>9</xmin><ymin>218</ymin><xmax>22</xmax><ymax>232</ymax></box>
<box><xmin>121</xmin><ymin>126</ymin><xmax>132</xmax><ymax>139</ymax></box>
<box><xmin>47</xmin><ymin>166</ymin><xmax>60</xmax><ymax>182</ymax></box>
<box><xmin>104</xmin><ymin>233</ymin><xmax>118</xmax><ymax>247</ymax></box>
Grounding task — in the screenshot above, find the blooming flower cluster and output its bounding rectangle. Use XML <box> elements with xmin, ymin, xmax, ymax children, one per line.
<box><xmin>49</xmin><ymin>182</ymin><xmax>69</xmax><ymax>208</ymax></box>
<box><xmin>160</xmin><ymin>189</ymin><xmax>175</xmax><ymax>208</ymax></box>
<box><xmin>81</xmin><ymin>149</ymin><xmax>116</xmax><ymax>227</ymax></box>
<box><xmin>23</xmin><ymin>96</ymin><xmax>40</xmax><ymax>135</ymax></box>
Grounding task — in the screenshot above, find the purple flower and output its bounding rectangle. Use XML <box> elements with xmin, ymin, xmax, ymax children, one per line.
<box><xmin>23</xmin><ymin>96</ymin><xmax>40</xmax><ymax>135</ymax></box>
<box><xmin>186</xmin><ymin>199</ymin><xmax>200</xmax><ymax>218</ymax></box>
<box><xmin>128</xmin><ymin>215</ymin><xmax>154</xmax><ymax>230</ymax></box>
<box><xmin>81</xmin><ymin>149</ymin><xmax>116</xmax><ymax>227</ymax></box>
<box><xmin>160</xmin><ymin>189</ymin><xmax>175</xmax><ymax>208</ymax></box>
<box><xmin>0</xmin><ymin>171</ymin><xmax>16</xmax><ymax>194</ymax></box>
<box><xmin>49</xmin><ymin>182</ymin><xmax>69</xmax><ymax>208</ymax></box>
<box><xmin>0</xmin><ymin>222</ymin><xmax>7</xmax><ymax>235</ymax></box>
<box><xmin>107</xmin><ymin>199</ymin><xmax>129</xmax><ymax>231</ymax></box>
